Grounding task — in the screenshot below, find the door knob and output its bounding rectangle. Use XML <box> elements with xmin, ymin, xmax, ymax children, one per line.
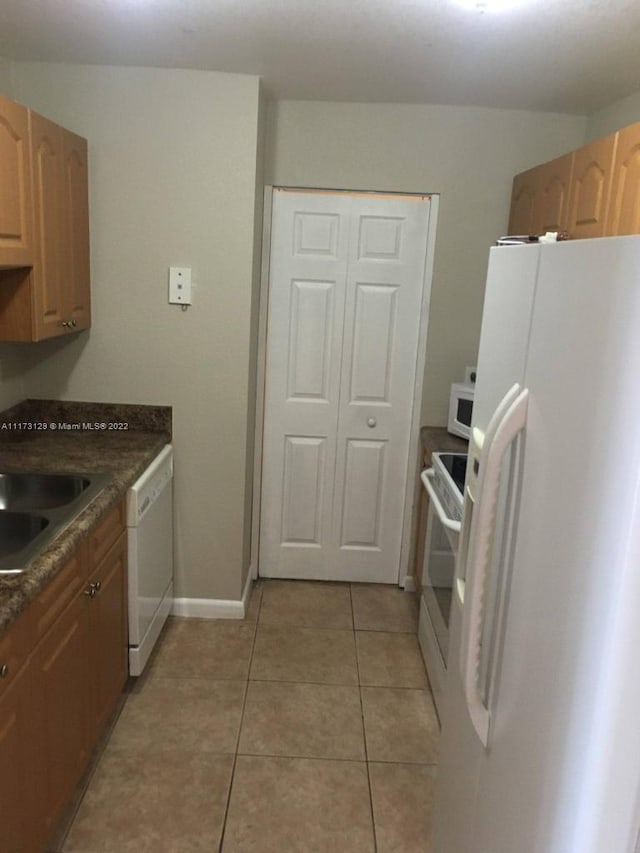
<box><xmin>367</xmin><ymin>417</ymin><xmax>377</xmax><ymax>428</ymax></box>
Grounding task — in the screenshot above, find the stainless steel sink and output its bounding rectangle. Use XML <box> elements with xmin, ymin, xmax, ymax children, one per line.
<box><xmin>0</xmin><ymin>473</ymin><xmax>90</xmax><ymax>511</ymax></box>
<box><xmin>0</xmin><ymin>511</ymin><xmax>49</xmax><ymax>559</ymax></box>
<box><xmin>0</xmin><ymin>471</ymin><xmax>111</xmax><ymax>576</ymax></box>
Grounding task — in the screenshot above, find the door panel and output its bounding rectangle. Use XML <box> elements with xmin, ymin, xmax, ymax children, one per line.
<box><xmin>282</xmin><ymin>436</ymin><xmax>326</xmax><ymax>545</ymax></box>
<box><xmin>340</xmin><ymin>439</ymin><xmax>386</xmax><ymax>548</ymax></box>
<box><xmin>287</xmin><ymin>280</ymin><xmax>335</xmax><ymax>400</ymax></box>
<box><xmin>260</xmin><ymin>192</ymin><xmax>349</xmax><ymax>579</ymax></box>
<box><xmin>349</xmin><ymin>284</ymin><xmax>397</xmax><ymax>402</ymax></box>
<box><xmin>261</xmin><ymin>190</ymin><xmax>430</xmax><ymax>583</ymax></box>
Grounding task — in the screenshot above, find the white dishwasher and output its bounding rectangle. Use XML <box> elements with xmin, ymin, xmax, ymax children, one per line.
<box><xmin>127</xmin><ymin>444</ymin><xmax>174</xmax><ymax>676</ymax></box>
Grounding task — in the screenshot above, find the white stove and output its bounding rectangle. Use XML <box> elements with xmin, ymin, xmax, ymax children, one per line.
<box><xmin>418</xmin><ymin>451</ymin><xmax>467</xmax><ymax>718</ymax></box>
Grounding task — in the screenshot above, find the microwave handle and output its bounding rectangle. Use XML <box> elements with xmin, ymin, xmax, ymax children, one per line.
<box><xmin>421</xmin><ymin>469</ymin><xmax>462</xmax><ymax>533</ymax></box>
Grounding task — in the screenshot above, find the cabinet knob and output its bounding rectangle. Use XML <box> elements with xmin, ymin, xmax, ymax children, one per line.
<box><xmin>0</xmin><ymin>664</ymin><xmax>8</xmax><ymax>678</ymax></box>
<box><xmin>84</xmin><ymin>585</ymin><xmax>97</xmax><ymax>598</ymax></box>
<box><xmin>93</xmin><ymin>580</ymin><xmax>102</xmax><ymax>592</ymax></box>
<box><xmin>70</xmin><ymin>319</ymin><xmax>77</xmax><ymax>328</ymax></box>
<box><xmin>61</xmin><ymin>320</ymin><xmax>69</xmax><ymax>328</ymax></box>
<box><xmin>367</xmin><ymin>417</ymin><xmax>377</xmax><ymax>428</ymax></box>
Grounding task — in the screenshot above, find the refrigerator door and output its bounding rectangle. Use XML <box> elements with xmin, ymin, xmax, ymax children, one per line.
<box><xmin>470</xmin><ymin>244</ymin><xmax>539</xmax><ymax>446</ymax></box>
<box><xmin>469</xmin><ymin>236</ymin><xmax>640</xmax><ymax>853</ymax></box>
<box><xmin>432</xmin><ymin>244</ymin><xmax>539</xmax><ymax>852</ymax></box>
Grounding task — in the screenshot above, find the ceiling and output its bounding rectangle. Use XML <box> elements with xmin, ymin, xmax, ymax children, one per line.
<box><xmin>1</xmin><ymin>0</ymin><xmax>640</xmax><ymax>114</ymax></box>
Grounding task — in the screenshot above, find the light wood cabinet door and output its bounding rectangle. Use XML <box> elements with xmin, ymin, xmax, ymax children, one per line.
<box><xmin>63</xmin><ymin>129</ymin><xmax>91</xmax><ymax>331</ymax></box>
<box><xmin>0</xmin><ymin>96</ymin><xmax>33</xmax><ymax>267</ymax></box>
<box><xmin>533</xmin><ymin>153</ymin><xmax>573</xmax><ymax>234</ymax></box>
<box><xmin>508</xmin><ymin>167</ymin><xmax>538</xmax><ymax>235</ymax></box>
<box><xmin>0</xmin><ymin>670</ymin><xmax>38</xmax><ymax>853</ymax></box>
<box><xmin>567</xmin><ymin>134</ymin><xmax>617</xmax><ymax>239</ymax></box>
<box><xmin>31</xmin><ymin>591</ymin><xmax>90</xmax><ymax>849</ymax></box>
<box><xmin>30</xmin><ymin>111</ymin><xmax>66</xmax><ymax>340</ymax></box>
<box><xmin>0</xmin><ymin>97</ymin><xmax>91</xmax><ymax>342</ymax></box>
<box><xmin>87</xmin><ymin>531</ymin><xmax>128</xmax><ymax>748</ymax></box>
<box><xmin>606</xmin><ymin>123</ymin><xmax>640</xmax><ymax>236</ymax></box>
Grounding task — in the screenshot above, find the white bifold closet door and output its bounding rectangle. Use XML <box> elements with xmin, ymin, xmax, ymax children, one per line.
<box><xmin>260</xmin><ymin>188</ymin><xmax>431</xmax><ymax>583</ymax></box>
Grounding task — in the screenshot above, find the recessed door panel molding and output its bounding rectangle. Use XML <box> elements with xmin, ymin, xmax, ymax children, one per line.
<box><xmin>281</xmin><ymin>436</ymin><xmax>326</xmax><ymax>546</ymax></box>
<box><xmin>30</xmin><ymin>113</ymin><xmax>65</xmax><ymax>335</ymax></box>
<box><xmin>260</xmin><ymin>188</ymin><xmax>432</xmax><ymax>583</ymax></box>
<box><xmin>573</xmin><ymin>162</ymin><xmax>606</xmax><ymax>226</ymax></box>
<box><xmin>293</xmin><ymin>211</ymin><xmax>340</xmax><ymax>258</ymax></box>
<box><xmin>339</xmin><ymin>439</ymin><xmax>386</xmax><ymax>549</ymax></box>
<box><xmin>0</xmin><ymin>97</ymin><xmax>33</xmax><ymax>265</ymax></box>
<box><xmin>287</xmin><ymin>279</ymin><xmax>335</xmax><ymax>402</ymax></box>
<box><xmin>606</xmin><ymin>124</ymin><xmax>640</xmax><ymax>236</ymax></box>
<box><xmin>568</xmin><ymin>135</ymin><xmax>616</xmax><ymax>239</ymax></box>
<box><xmin>349</xmin><ymin>283</ymin><xmax>398</xmax><ymax>405</ymax></box>
<box><xmin>357</xmin><ymin>215</ymin><xmax>404</xmax><ymax>261</ymax></box>
<box><xmin>0</xmin><ymin>120</ymin><xmax>24</xmax><ymax>242</ymax></box>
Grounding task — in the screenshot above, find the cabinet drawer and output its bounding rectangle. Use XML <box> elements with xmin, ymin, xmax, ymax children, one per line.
<box><xmin>32</xmin><ymin>542</ymin><xmax>87</xmax><ymax>640</ymax></box>
<box><xmin>0</xmin><ymin>606</ymin><xmax>33</xmax><ymax>698</ymax></box>
<box><xmin>90</xmin><ymin>500</ymin><xmax>125</xmax><ymax>569</ymax></box>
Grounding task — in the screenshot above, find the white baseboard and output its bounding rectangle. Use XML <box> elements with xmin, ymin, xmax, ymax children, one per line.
<box><xmin>171</xmin><ymin>596</ymin><xmax>244</xmax><ymax>620</ymax></box>
<box><xmin>171</xmin><ymin>569</ymin><xmax>255</xmax><ymax>620</ymax></box>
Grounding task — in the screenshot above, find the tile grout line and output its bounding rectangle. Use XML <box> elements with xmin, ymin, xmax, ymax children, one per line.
<box><xmin>217</xmin><ymin>581</ymin><xmax>263</xmax><ymax>853</ymax></box>
<box><xmin>351</xmin><ymin>583</ymin><xmax>379</xmax><ymax>853</ymax></box>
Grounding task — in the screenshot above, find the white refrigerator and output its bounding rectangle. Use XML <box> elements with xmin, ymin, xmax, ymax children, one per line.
<box><xmin>431</xmin><ymin>236</ymin><xmax>640</xmax><ymax>853</ymax></box>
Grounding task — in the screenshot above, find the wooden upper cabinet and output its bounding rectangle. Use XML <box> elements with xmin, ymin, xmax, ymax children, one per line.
<box><xmin>567</xmin><ymin>133</ymin><xmax>617</xmax><ymax>239</ymax></box>
<box><xmin>0</xmin><ymin>96</ymin><xmax>33</xmax><ymax>267</ymax></box>
<box><xmin>508</xmin><ymin>153</ymin><xmax>573</xmax><ymax>236</ymax></box>
<box><xmin>605</xmin><ymin>123</ymin><xmax>640</xmax><ymax>236</ymax></box>
<box><xmin>534</xmin><ymin>153</ymin><xmax>573</xmax><ymax>234</ymax></box>
<box><xmin>63</xmin><ymin>129</ymin><xmax>91</xmax><ymax>331</ymax></box>
<box><xmin>508</xmin><ymin>167</ymin><xmax>538</xmax><ymax>235</ymax></box>
<box><xmin>0</xmin><ymin>98</ymin><xmax>91</xmax><ymax>342</ymax></box>
<box><xmin>30</xmin><ymin>111</ymin><xmax>67</xmax><ymax>339</ymax></box>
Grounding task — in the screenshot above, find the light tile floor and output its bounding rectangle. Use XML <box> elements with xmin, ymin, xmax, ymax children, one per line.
<box><xmin>50</xmin><ymin>580</ymin><xmax>439</xmax><ymax>853</ymax></box>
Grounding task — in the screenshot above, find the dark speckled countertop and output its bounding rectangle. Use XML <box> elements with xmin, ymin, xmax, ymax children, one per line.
<box><xmin>0</xmin><ymin>400</ymin><xmax>172</xmax><ymax>636</ymax></box>
<box><xmin>420</xmin><ymin>426</ymin><xmax>468</xmax><ymax>464</ymax></box>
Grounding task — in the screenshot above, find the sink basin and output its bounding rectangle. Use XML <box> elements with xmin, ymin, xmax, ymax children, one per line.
<box><xmin>0</xmin><ymin>473</ymin><xmax>90</xmax><ymax>511</ymax></box>
<box><xmin>0</xmin><ymin>511</ymin><xmax>49</xmax><ymax>559</ymax></box>
<box><xmin>0</xmin><ymin>471</ymin><xmax>111</xmax><ymax>576</ymax></box>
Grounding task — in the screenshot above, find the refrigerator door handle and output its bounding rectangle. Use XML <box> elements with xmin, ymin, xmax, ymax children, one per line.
<box><xmin>461</xmin><ymin>383</ymin><xmax>529</xmax><ymax>747</ymax></box>
<box><xmin>421</xmin><ymin>469</ymin><xmax>462</xmax><ymax>533</ymax></box>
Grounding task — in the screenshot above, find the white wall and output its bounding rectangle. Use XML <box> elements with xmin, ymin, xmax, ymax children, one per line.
<box><xmin>0</xmin><ymin>57</ymin><xmax>12</xmax><ymax>96</ymax></box>
<box><xmin>11</xmin><ymin>62</ymin><xmax>262</xmax><ymax>602</ymax></box>
<box><xmin>265</xmin><ymin>100</ymin><xmax>587</xmax><ymax>424</ymax></box>
<box><xmin>585</xmin><ymin>90</ymin><xmax>640</xmax><ymax>141</ymax></box>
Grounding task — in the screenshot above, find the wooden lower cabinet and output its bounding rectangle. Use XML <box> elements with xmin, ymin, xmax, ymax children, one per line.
<box><xmin>88</xmin><ymin>532</ymin><xmax>128</xmax><ymax>747</ymax></box>
<box><xmin>31</xmin><ymin>592</ymin><xmax>90</xmax><ymax>851</ymax></box>
<box><xmin>0</xmin><ymin>500</ymin><xmax>127</xmax><ymax>853</ymax></box>
<box><xmin>0</xmin><ymin>670</ymin><xmax>37</xmax><ymax>853</ymax></box>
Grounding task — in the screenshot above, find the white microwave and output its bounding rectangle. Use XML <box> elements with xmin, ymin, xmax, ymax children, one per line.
<box><xmin>448</xmin><ymin>381</ymin><xmax>474</xmax><ymax>440</ymax></box>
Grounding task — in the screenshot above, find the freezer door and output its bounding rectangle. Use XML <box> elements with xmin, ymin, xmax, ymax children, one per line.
<box><xmin>472</xmin><ymin>244</ymin><xmax>539</xmax><ymax>443</ymax></box>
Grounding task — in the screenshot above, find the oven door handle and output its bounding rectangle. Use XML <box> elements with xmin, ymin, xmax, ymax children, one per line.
<box><xmin>421</xmin><ymin>469</ymin><xmax>462</xmax><ymax>533</ymax></box>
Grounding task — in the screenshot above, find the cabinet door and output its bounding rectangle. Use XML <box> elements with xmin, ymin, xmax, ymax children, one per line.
<box><xmin>63</xmin><ymin>129</ymin><xmax>91</xmax><ymax>331</ymax></box>
<box><xmin>508</xmin><ymin>167</ymin><xmax>538</xmax><ymax>235</ymax></box>
<box><xmin>0</xmin><ymin>670</ymin><xmax>37</xmax><ymax>853</ymax></box>
<box><xmin>30</xmin><ymin>111</ymin><xmax>66</xmax><ymax>340</ymax></box>
<box><xmin>31</xmin><ymin>592</ymin><xmax>90</xmax><ymax>849</ymax></box>
<box><xmin>533</xmin><ymin>153</ymin><xmax>573</xmax><ymax>234</ymax></box>
<box><xmin>87</xmin><ymin>531</ymin><xmax>128</xmax><ymax>748</ymax></box>
<box><xmin>567</xmin><ymin>134</ymin><xmax>617</xmax><ymax>239</ymax></box>
<box><xmin>0</xmin><ymin>96</ymin><xmax>33</xmax><ymax>267</ymax></box>
<box><xmin>605</xmin><ymin>123</ymin><xmax>640</xmax><ymax>236</ymax></box>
